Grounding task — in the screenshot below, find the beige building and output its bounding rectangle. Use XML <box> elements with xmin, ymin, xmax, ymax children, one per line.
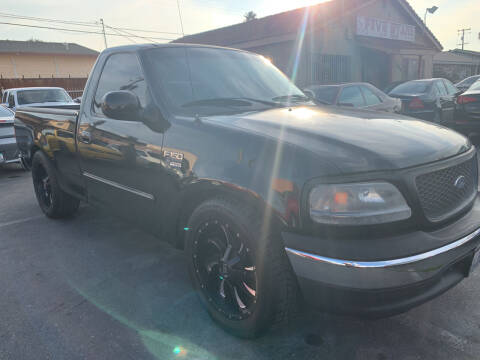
<box><xmin>434</xmin><ymin>49</ymin><xmax>480</xmax><ymax>83</ymax></box>
<box><xmin>0</xmin><ymin>40</ymin><xmax>98</xmax><ymax>79</ymax></box>
<box><xmin>176</xmin><ymin>0</ymin><xmax>442</xmax><ymax>90</ymax></box>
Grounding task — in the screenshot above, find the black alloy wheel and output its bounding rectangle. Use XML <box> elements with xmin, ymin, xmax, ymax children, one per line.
<box><xmin>31</xmin><ymin>151</ymin><xmax>80</xmax><ymax>218</ymax></box>
<box><xmin>192</xmin><ymin>219</ymin><xmax>257</xmax><ymax>320</ymax></box>
<box><xmin>186</xmin><ymin>198</ymin><xmax>298</xmax><ymax>338</ymax></box>
<box><xmin>33</xmin><ymin>164</ymin><xmax>52</xmax><ymax>209</ymax></box>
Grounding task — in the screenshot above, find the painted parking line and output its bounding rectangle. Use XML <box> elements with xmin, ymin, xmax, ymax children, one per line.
<box><xmin>0</xmin><ymin>215</ymin><xmax>45</xmax><ymax>229</ymax></box>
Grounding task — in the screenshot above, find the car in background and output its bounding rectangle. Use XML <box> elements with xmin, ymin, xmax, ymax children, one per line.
<box><xmin>455</xmin><ymin>75</ymin><xmax>480</xmax><ymax>93</ymax></box>
<box><xmin>304</xmin><ymin>82</ymin><xmax>401</xmax><ymax>113</ymax></box>
<box><xmin>383</xmin><ymin>81</ymin><xmax>405</xmax><ymax>94</ymax></box>
<box><xmin>452</xmin><ymin>80</ymin><xmax>480</xmax><ymax>137</ymax></box>
<box><xmin>387</xmin><ymin>78</ymin><xmax>459</xmax><ymax>123</ymax></box>
<box><xmin>0</xmin><ymin>105</ymin><xmax>25</xmax><ymax>168</ymax></box>
<box><xmin>4</xmin><ymin>87</ymin><xmax>77</xmax><ymax>111</ymax></box>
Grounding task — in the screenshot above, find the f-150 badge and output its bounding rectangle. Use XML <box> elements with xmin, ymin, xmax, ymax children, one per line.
<box><xmin>164</xmin><ymin>150</ymin><xmax>184</xmax><ymax>168</ymax></box>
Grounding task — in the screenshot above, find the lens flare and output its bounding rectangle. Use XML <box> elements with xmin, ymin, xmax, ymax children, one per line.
<box><xmin>173</xmin><ymin>346</ymin><xmax>187</xmax><ymax>356</ymax></box>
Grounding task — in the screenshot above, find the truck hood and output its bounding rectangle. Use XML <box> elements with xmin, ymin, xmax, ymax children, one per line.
<box><xmin>207</xmin><ymin>106</ymin><xmax>471</xmax><ymax>173</ymax></box>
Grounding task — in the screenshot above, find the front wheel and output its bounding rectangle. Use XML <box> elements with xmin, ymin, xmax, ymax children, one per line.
<box><xmin>32</xmin><ymin>151</ymin><xmax>80</xmax><ymax>218</ymax></box>
<box><xmin>185</xmin><ymin>198</ymin><xmax>298</xmax><ymax>338</ymax></box>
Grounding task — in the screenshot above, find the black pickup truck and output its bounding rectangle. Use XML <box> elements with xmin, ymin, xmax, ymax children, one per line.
<box><xmin>14</xmin><ymin>44</ymin><xmax>480</xmax><ymax>338</ymax></box>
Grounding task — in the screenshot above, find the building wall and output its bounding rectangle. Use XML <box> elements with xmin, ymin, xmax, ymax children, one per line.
<box><xmin>0</xmin><ymin>54</ymin><xmax>97</xmax><ymax>78</ymax></box>
<box><xmin>242</xmin><ymin>0</ymin><xmax>438</xmax><ymax>88</ymax></box>
<box><xmin>433</xmin><ymin>63</ymin><xmax>479</xmax><ymax>83</ymax></box>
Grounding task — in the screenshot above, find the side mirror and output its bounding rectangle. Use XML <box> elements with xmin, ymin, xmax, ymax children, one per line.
<box><xmin>101</xmin><ymin>91</ymin><xmax>141</xmax><ymax>121</ymax></box>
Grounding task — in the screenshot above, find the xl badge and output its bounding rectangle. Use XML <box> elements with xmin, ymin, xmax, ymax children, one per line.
<box><xmin>454</xmin><ymin>175</ymin><xmax>466</xmax><ymax>190</ymax></box>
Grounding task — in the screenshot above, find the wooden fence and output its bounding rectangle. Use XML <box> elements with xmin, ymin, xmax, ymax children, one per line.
<box><xmin>0</xmin><ymin>77</ymin><xmax>87</xmax><ymax>98</ymax></box>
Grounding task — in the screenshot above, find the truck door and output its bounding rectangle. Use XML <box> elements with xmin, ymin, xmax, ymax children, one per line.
<box><xmin>76</xmin><ymin>52</ymin><xmax>164</xmax><ymax>225</ymax></box>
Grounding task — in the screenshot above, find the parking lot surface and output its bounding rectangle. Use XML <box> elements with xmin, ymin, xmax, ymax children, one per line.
<box><xmin>1</xmin><ymin>157</ymin><xmax>480</xmax><ymax>360</ymax></box>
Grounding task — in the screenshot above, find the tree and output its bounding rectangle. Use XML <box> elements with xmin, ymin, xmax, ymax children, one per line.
<box><xmin>244</xmin><ymin>11</ymin><xmax>257</xmax><ymax>22</ymax></box>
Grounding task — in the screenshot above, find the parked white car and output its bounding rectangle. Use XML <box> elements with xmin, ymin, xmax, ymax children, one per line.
<box><xmin>2</xmin><ymin>87</ymin><xmax>76</xmax><ymax>111</ymax></box>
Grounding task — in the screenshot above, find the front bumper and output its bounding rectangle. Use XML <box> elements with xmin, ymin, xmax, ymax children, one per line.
<box><xmin>284</xmin><ymin>196</ymin><xmax>480</xmax><ymax>317</ymax></box>
<box><xmin>0</xmin><ymin>137</ymin><xmax>21</xmax><ymax>164</ymax></box>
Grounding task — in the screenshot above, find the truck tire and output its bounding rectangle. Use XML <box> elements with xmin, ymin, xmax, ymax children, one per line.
<box><xmin>185</xmin><ymin>198</ymin><xmax>298</xmax><ymax>338</ymax></box>
<box><xmin>32</xmin><ymin>151</ymin><xmax>80</xmax><ymax>218</ymax></box>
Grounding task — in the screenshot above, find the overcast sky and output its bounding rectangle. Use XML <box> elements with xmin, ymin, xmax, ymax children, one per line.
<box><xmin>1</xmin><ymin>0</ymin><xmax>478</xmax><ymax>52</ymax></box>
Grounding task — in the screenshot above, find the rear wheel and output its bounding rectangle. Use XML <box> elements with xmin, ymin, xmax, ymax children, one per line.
<box><xmin>185</xmin><ymin>198</ymin><xmax>298</xmax><ymax>338</ymax></box>
<box><xmin>32</xmin><ymin>151</ymin><xmax>79</xmax><ymax>218</ymax></box>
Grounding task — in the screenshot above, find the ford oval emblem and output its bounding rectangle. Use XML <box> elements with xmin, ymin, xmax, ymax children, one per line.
<box><xmin>454</xmin><ymin>175</ymin><xmax>466</xmax><ymax>189</ymax></box>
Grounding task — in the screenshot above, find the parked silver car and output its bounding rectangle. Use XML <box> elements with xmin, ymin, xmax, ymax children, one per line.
<box><xmin>0</xmin><ymin>105</ymin><xmax>25</xmax><ymax>168</ymax></box>
<box><xmin>304</xmin><ymin>82</ymin><xmax>401</xmax><ymax>113</ymax></box>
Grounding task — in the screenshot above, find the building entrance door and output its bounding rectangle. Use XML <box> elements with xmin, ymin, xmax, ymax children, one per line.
<box><xmin>361</xmin><ymin>48</ymin><xmax>390</xmax><ymax>90</ymax></box>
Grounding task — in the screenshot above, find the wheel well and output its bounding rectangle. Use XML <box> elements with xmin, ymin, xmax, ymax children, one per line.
<box><xmin>175</xmin><ymin>186</ymin><xmax>268</xmax><ymax>249</ymax></box>
<box><xmin>26</xmin><ymin>145</ymin><xmax>41</xmax><ymax>167</ymax></box>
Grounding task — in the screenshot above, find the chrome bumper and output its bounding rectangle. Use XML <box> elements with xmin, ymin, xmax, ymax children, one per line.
<box><xmin>286</xmin><ymin>227</ymin><xmax>480</xmax><ymax>290</ymax></box>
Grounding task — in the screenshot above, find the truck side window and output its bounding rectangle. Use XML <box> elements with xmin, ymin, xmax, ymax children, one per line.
<box><xmin>93</xmin><ymin>53</ymin><xmax>147</xmax><ymax>116</ymax></box>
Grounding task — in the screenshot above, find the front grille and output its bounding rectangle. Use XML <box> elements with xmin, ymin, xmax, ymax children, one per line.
<box><xmin>416</xmin><ymin>156</ymin><xmax>478</xmax><ymax>221</ymax></box>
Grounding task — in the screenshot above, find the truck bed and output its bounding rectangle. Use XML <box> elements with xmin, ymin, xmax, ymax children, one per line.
<box><xmin>14</xmin><ymin>105</ymin><xmax>80</xmax><ymax>165</ymax></box>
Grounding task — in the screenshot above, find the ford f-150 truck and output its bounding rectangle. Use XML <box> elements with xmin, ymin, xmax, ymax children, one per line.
<box><xmin>14</xmin><ymin>44</ymin><xmax>480</xmax><ymax>338</ymax></box>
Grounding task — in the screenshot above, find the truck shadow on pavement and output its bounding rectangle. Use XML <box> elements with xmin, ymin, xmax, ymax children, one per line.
<box><xmin>1</xmin><ymin>165</ymin><xmax>480</xmax><ymax>360</ymax></box>
<box><xmin>45</xmin><ymin>205</ymin><xmax>480</xmax><ymax>360</ymax></box>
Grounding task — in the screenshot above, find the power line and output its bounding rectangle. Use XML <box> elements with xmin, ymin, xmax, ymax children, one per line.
<box><xmin>107</xmin><ymin>26</ymin><xmax>138</xmax><ymax>44</ymax></box>
<box><xmin>0</xmin><ymin>11</ymin><xmax>184</xmax><ymax>35</ymax></box>
<box><xmin>0</xmin><ymin>21</ymin><xmax>177</xmax><ymax>41</ymax></box>
<box><xmin>176</xmin><ymin>0</ymin><xmax>185</xmax><ymax>37</ymax></box>
<box><xmin>0</xmin><ymin>11</ymin><xmax>98</xmax><ymax>27</ymax></box>
<box><xmin>105</xmin><ymin>24</ymin><xmax>161</xmax><ymax>44</ymax></box>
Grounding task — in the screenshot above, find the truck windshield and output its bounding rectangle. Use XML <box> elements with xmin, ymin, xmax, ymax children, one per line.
<box><xmin>141</xmin><ymin>47</ymin><xmax>307</xmax><ymax>115</ymax></box>
<box><xmin>17</xmin><ymin>89</ymin><xmax>72</xmax><ymax>105</ymax></box>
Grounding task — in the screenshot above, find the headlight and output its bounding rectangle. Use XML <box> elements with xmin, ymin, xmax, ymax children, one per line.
<box><xmin>309</xmin><ymin>182</ymin><xmax>411</xmax><ymax>225</ymax></box>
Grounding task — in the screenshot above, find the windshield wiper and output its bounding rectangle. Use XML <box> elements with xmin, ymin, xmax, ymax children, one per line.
<box><xmin>181</xmin><ymin>97</ymin><xmax>282</xmax><ymax>108</ymax></box>
<box><xmin>271</xmin><ymin>94</ymin><xmax>312</xmax><ymax>103</ymax></box>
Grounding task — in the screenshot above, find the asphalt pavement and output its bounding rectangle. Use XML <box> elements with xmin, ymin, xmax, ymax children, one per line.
<box><xmin>0</xmin><ymin>155</ymin><xmax>480</xmax><ymax>360</ymax></box>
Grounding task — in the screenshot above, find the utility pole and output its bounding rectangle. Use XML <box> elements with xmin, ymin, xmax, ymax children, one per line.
<box><xmin>176</xmin><ymin>0</ymin><xmax>185</xmax><ymax>37</ymax></box>
<box><xmin>457</xmin><ymin>28</ymin><xmax>471</xmax><ymax>50</ymax></box>
<box><xmin>100</xmin><ymin>18</ymin><xmax>108</xmax><ymax>49</ymax></box>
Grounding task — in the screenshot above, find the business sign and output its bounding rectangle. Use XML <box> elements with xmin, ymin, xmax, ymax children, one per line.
<box><xmin>357</xmin><ymin>16</ymin><xmax>415</xmax><ymax>42</ymax></box>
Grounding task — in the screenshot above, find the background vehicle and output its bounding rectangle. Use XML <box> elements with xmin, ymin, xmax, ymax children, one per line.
<box><xmin>14</xmin><ymin>44</ymin><xmax>480</xmax><ymax>338</ymax></box>
<box><xmin>0</xmin><ymin>105</ymin><xmax>24</xmax><ymax>167</ymax></box>
<box><xmin>383</xmin><ymin>81</ymin><xmax>405</xmax><ymax>94</ymax></box>
<box><xmin>304</xmin><ymin>83</ymin><xmax>401</xmax><ymax>112</ymax></box>
<box><xmin>1</xmin><ymin>89</ymin><xmax>11</xmax><ymax>106</ymax></box>
<box><xmin>453</xmin><ymin>80</ymin><xmax>480</xmax><ymax>137</ymax></box>
<box><xmin>4</xmin><ymin>87</ymin><xmax>77</xmax><ymax>111</ymax></box>
<box><xmin>387</xmin><ymin>78</ymin><xmax>459</xmax><ymax>123</ymax></box>
<box><xmin>455</xmin><ymin>75</ymin><xmax>480</xmax><ymax>93</ymax></box>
